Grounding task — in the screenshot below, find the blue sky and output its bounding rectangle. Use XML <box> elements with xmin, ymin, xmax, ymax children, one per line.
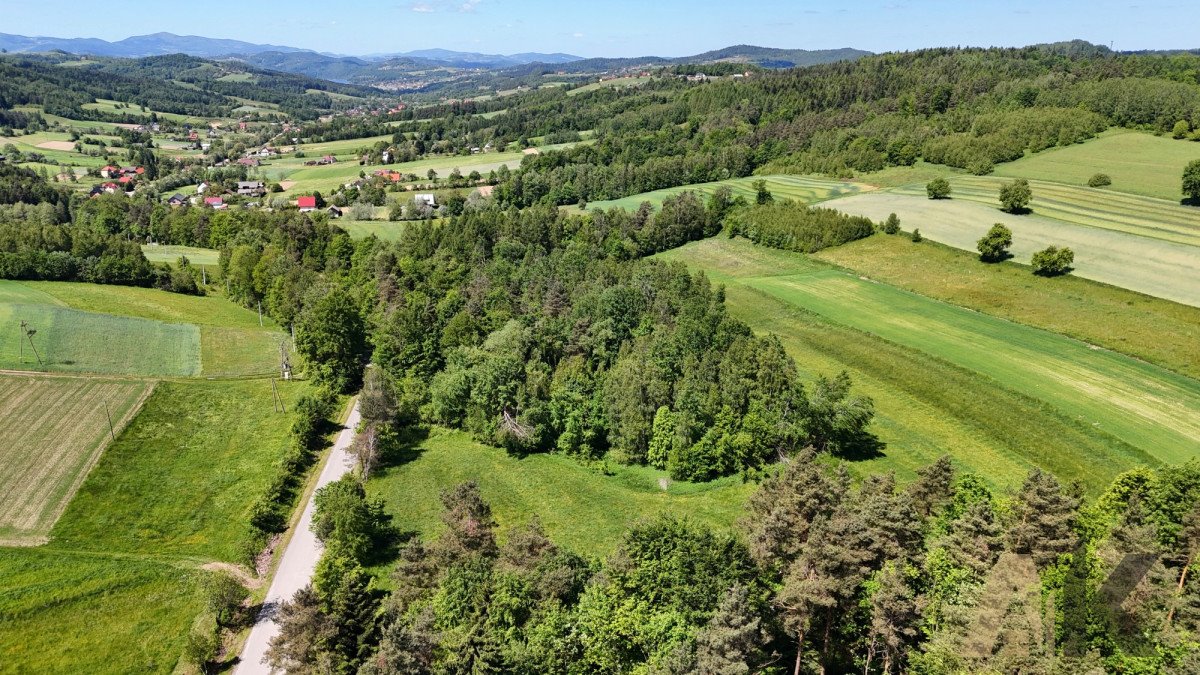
<box><xmin>3</xmin><ymin>0</ymin><xmax>1195</xmax><ymax>57</ymax></box>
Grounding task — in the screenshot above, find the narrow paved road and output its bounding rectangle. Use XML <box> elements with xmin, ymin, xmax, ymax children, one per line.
<box><xmin>235</xmin><ymin>402</ymin><xmax>360</xmax><ymax>675</ymax></box>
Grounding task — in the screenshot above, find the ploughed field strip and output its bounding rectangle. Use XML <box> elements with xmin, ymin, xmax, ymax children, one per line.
<box><xmin>0</xmin><ymin>374</ymin><xmax>151</xmax><ymax>545</ymax></box>
<box><xmin>824</xmin><ymin>191</ymin><xmax>1200</xmax><ymax>307</ymax></box>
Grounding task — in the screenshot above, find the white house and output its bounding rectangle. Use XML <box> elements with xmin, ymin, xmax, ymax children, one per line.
<box><xmin>197</xmin><ymin>181</ymin><xmax>209</xmax><ymax>194</ymax></box>
<box><xmin>414</xmin><ymin>193</ymin><xmax>437</xmax><ymax>208</ymax></box>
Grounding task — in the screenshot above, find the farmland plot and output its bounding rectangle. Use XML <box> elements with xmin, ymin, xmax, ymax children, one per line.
<box><xmin>578</xmin><ymin>175</ymin><xmax>869</xmax><ymax>213</ymax></box>
<box><xmin>0</xmin><ymin>374</ymin><xmax>151</xmax><ymax>545</ymax></box>
<box><xmin>825</xmin><ymin>191</ymin><xmax>1200</xmax><ymax>307</ymax></box>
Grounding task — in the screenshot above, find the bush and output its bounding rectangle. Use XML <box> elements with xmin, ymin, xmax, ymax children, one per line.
<box><xmin>1030</xmin><ymin>245</ymin><xmax>1074</xmax><ymax>276</ymax></box>
<box><xmin>881</xmin><ymin>212</ymin><xmax>901</xmax><ymax>234</ymax></box>
<box><xmin>999</xmin><ymin>178</ymin><xmax>1032</xmax><ymax>214</ymax></box>
<box><xmin>977</xmin><ymin>223</ymin><xmax>1013</xmax><ymax>262</ymax></box>
<box><xmin>911</xmin><ymin>228</ymin><xmax>923</xmax><ymax>242</ymax></box>
<box><xmin>292</xmin><ymin>391</ymin><xmax>335</xmax><ymax>450</ymax></box>
<box><xmin>1087</xmin><ymin>173</ymin><xmax>1112</xmax><ymax>188</ymax></box>
<box><xmin>204</xmin><ymin>571</ymin><xmax>249</xmax><ymax>627</ymax></box>
<box><xmin>1184</xmin><ymin>159</ymin><xmax>1200</xmax><ymax>202</ymax></box>
<box><xmin>926</xmin><ymin>178</ymin><xmax>951</xmax><ymax>199</ymax></box>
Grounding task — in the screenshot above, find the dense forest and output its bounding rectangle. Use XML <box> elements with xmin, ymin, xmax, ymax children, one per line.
<box><xmin>0</xmin><ymin>52</ymin><xmax>382</xmax><ymax>121</ymax></box>
<box><xmin>266</xmin><ymin>450</ymin><xmax>1200</xmax><ymax>674</ymax></box>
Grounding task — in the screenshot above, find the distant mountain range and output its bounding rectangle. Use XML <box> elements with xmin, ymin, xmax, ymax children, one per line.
<box><xmin>0</xmin><ymin>31</ymin><xmax>311</xmax><ymax>58</ymax></box>
<box><xmin>0</xmin><ymin>32</ymin><xmax>871</xmax><ymax>91</ymax></box>
<box><xmin>0</xmin><ymin>31</ymin><xmax>582</xmax><ymax>67</ymax></box>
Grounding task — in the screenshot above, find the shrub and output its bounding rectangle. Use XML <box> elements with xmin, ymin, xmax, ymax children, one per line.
<box><xmin>926</xmin><ymin>178</ymin><xmax>951</xmax><ymax>199</ymax></box>
<box><xmin>728</xmin><ymin>202</ymin><xmax>875</xmax><ymax>253</ymax></box>
<box><xmin>977</xmin><ymin>223</ymin><xmax>1013</xmax><ymax>262</ymax></box>
<box><xmin>882</xmin><ymin>212</ymin><xmax>901</xmax><ymax>234</ymax></box>
<box><xmin>1087</xmin><ymin>173</ymin><xmax>1112</xmax><ymax>188</ymax></box>
<box><xmin>911</xmin><ymin>228</ymin><xmax>923</xmax><ymax>242</ymax></box>
<box><xmin>999</xmin><ymin>178</ymin><xmax>1032</xmax><ymax>214</ymax></box>
<box><xmin>1030</xmin><ymin>245</ymin><xmax>1074</xmax><ymax>276</ymax></box>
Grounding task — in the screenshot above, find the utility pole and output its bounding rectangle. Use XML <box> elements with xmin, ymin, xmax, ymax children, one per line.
<box><xmin>19</xmin><ymin>321</ymin><xmax>42</xmax><ymax>366</ymax></box>
<box><xmin>257</xmin><ymin>300</ymin><xmax>263</xmax><ymax>327</ymax></box>
<box><xmin>103</xmin><ymin>401</ymin><xmax>115</xmax><ymax>440</ymax></box>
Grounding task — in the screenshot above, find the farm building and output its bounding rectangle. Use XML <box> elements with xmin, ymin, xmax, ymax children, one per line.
<box><xmin>298</xmin><ymin>196</ymin><xmax>318</xmax><ymax>212</ymax></box>
<box><xmin>167</xmin><ymin>194</ymin><xmax>187</xmax><ymax>206</ymax></box>
<box><xmin>204</xmin><ymin>197</ymin><xmax>226</xmax><ymax>209</ymax></box>
<box><xmin>327</xmin><ymin>206</ymin><xmax>343</xmax><ymax>218</ymax></box>
<box><xmin>415</xmin><ymin>193</ymin><xmax>437</xmax><ymax>207</ymax></box>
<box><xmin>237</xmin><ymin>181</ymin><xmax>266</xmax><ymax>197</ymax></box>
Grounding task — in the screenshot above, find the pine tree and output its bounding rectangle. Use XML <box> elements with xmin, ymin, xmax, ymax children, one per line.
<box><xmin>908</xmin><ymin>455</ymin><xmax>955</xmax><ymax>520</ymax></box>
<box><xmin>361</xmin><ymin>608</ymin><xmax>439</xmax><ymax>675</ymax></box>
<box><xmin>1007</xmin><ymin>468</ymin><xmax>1080</xmax><ymax>567</ymax></box>
<box><xmin>437</xmin><ymin>481</ymin><xmax>498</xmax><ymax>563</ymax></box>
<box><xmin>744</xmin><ymin>449</ymin><xmax>845</xmax><ymax>571</ymax></box>
<box><xmin>267</xmin><ymin>585</ymin><xmax>334</xmax><ymax>673</ymax></box>
<box><xmin>943</xmin><ymin>500</ymin><xmax>1001</xmax><ymax>577</ymax></box>
<box><xmin>864</xmin><ymin>563</ymin><xmax>922</xmax><ymax>674</ymax></box>
<box><xmin>692</xmin><ymin>584</ymin><xmax>764</xmax><ymax>675</ymax></box>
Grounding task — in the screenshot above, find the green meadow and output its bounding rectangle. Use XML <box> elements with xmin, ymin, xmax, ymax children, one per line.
<box><xmin>575</xmin><ymin>175</ymin><xmax>870</xmax><ymax>213</ymax></box>
<box><xmin>993</xmin><ymin>129</ymin><xmax>1200</xmax><ymax>201</ymax></box>
<box><xmin>661</xmin><ymin>237</ymin><xmax>1200</xmax><ymax>492</ymax></box>
<box><xmin>368</xmin><ymin>427</ymin><xmax>753</xmax><ymax>560</ymax></box>
<box><xmin>825</xmin><ymin>191</ymin><xmax>1200</xmax><ymax>307</ymax></box>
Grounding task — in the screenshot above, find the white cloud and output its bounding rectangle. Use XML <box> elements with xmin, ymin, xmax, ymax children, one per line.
<box><xmin>573</xmin><ymin>32</ymin><xmax>584</xmax><ymax>38</ymax></box>
<box><xmin>411</xmin><ymin>2</ymin><xmax>434</xmax><ymax>12</ymax></box>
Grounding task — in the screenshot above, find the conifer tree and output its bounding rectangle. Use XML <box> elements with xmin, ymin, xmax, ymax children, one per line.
<box><xmin>692</xmin><ymin>584</ymin><xmax>765</xmax><ymax>675</ymax></box>
<box><xmin>1007</xmin><ymin>468</ymin><xmax>1080</xmax><ymax>567</ymax></box>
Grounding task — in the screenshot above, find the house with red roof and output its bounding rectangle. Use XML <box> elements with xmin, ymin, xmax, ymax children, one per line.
<box><xmin>204</xmin><ymin>196</ymin><xmax>226</xmax><ymax>209</ymax></box>
<box><xmin>297</xmin><ymin>196</ymin><xmax>317</xmax><ymax>212</ymax></box>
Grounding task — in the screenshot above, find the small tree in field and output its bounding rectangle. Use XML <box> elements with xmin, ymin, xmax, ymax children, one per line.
<box><xmin>882</xmin><ymin>213</ymin><xmax>900</xmax><ymax>234</ymax></box>
<box><xmin>1087</xmin><ymin>173</ymin><xmax>1111</xmax><ymax>188</ymax></box>
<box><xmin>753</xmin><ymin>179</ymin><xmax>774</xmax><ymax>205</ymax></box>
<box><xmin>910</xmin><ymin>228</ymin><xmax>922</xmax><ymax>242</ymax></box>
<box><xmin>1174</xmin><ymin>120</ymin><xmax>1191</xmax><ymax>139</ymax></box>
<box><xmin>976</xmin><ymin>223</ymin><xmax>1013</xmax><ymax>262</ymax></box>
<box><xmin>926</xmin><ymin>178</ymin><xmax>951</xmax><ymax>199</ymax></box>
<box><xmin>999</xmin><ymin>179</ymin><xmax>1032</xmax><ymax>214</ymax></box>
<box><xmin>1183</xmin><ymin>160</ymin><xmax>1200</xmax><ymax>203</ymax></box>
<box><xmin>1030</xmin><ymin>246</ymin><xmax>1074</xmax><ymax>277</ymax></box>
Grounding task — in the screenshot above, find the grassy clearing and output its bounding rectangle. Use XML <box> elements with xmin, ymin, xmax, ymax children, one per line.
<box><xmin>661</xmin><ymin>238</ymin><xmax>1200</xmax><ymax>491</ymax></box>
<box><xmin>825</xmin><ymin>191</ymin><xmax>1200</xmax><ymax>307</ymax></box>
<box><xmin>0</xmin><ymin>548</ymin><xmax>202</xmax><ymax>674</ymax></box>
<box><xmin>19</xmin><ymin>280</ymin><xmax>287</xmax><ymax>377</ymax></box>
<box><xmin>368</xmin><ymin>428</ymin><xmax>752</xmax><ymax>559</ymax></box>
<box><xmin>813</xmin><ymin>234</ymin><xmax>1200</xmax><ymax>380</ymax></box>
<box><xmin>568</xmin><ymin>76</ymin><xmax>652</xmax><ymax>96</ymax></box>
<box><xmin>49</xmin><ymin>378</ymin><xmax>307</xmax><ymax>562</ymax></box>
<box><xmin>994</xmin><ymin>129</ymin><xmax>1200</xmax><ymax>201</ymax></box>
<box><xmin>337</xmin><ymin>219</ymin><xmax>408</xmax><ymax>241</ymax></box>
<box><xmin>891</xmin><ymin>175</ymin><xmax>1200</xmax><ymax>247</ymax></box>
<box><xmin>140</xmin><ymin>244</ymin><xmax>220</xmax><ymax>267</ymax></box>
<box><xmin>0</xmin><ymin>375</ymin><xmax>151</xmax><ymax>545</ymax></box>
<box><xmin>0</xmin><ymin>301</ymin><xmax>200</xmax><ymax>377</ymax></box>
<box><xmin>572</xmin><ymin>175</ymin><xmax>870</xmax><ymax>213</ymax></box>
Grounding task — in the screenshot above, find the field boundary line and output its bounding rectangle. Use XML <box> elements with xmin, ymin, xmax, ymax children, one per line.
<box><xmin>0</xmin><ymin>380</ymin><xmax>159</xmax><ymax>548</ymax></box>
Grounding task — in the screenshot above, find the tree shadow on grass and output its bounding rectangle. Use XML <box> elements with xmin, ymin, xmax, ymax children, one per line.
<box><xmin>833</xmin><ymin>430</ymin><xmax>887</xmax><ymax>462</ymax></box>
<box><xmin>375</xmin><ymin>425</ymin><xmax>431</xmax><ymax>472</ymax></box>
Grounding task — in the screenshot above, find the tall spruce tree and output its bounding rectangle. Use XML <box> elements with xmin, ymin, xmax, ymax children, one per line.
<box><xmin>1007</xmin><ymin>468</ymin><xmax>1080</xmax><ymax>567</ymax></box>
<box><xmin>691</xmin><ymin>584</ymin><xmax>765</xmax><ymax>675</ymax></box>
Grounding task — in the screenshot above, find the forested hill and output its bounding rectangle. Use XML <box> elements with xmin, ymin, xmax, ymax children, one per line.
<box><xmin>0</xmin><ymin>52</ymin><xmax>384</xmax><ymax>121</ymax></box>
<box><xmin>452</xmin><ymin>42</ymin><xmax>1200</xmax><ymax>206</ymax></box>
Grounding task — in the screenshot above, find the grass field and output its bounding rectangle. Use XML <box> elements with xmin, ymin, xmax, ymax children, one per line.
<box><xmin>4</xmin><ymin>281</ymin><xmax>287</xmax><ymax>377</ymax></box>
<box><xmin>140</xmin><ymin>244</ymin><xmax>220</xmax><ymax>267</ymax></box>
<box><xmin>994</xmin><ymin>129</ymin><xmax>1200</xmax><ymax>201</ymax></box>
<box><xmin>0</xmin><ymin>299</ymin><xmax>201</xmax><ymax>377</ymax></box>
<box><xmin>825</xmin><ymin>191</ymin><xmax>1200</xmax><ymax>307</ymax></box>
<box><xmin>368</xmin><ymin>428</ymin><xmax>753</xmax><ymax>559</ymax></box>
<box><xmin>813</xmin><ymin>234</ymin><xmax>1200</xmax><ymax>380</ymax></box>
<box><xmin>661</xmin><ymin>238</ymin><xmax>1200</xmax><ymax>492</ymax></box>
<box><xmin>0</xmin><ymin>378</ymin><xmax>308</xmax><ymax>672</ymax></box>
<box><xmin>574</xmin><ymin>175</ymin><xmax>870</xmax><ymax>213</ymax></box>
<box><xmin>0</xmin><ymin>374</ymin><xmax>151</xmax><ymax>545</ymax></box>
<box><xmin>337</xmin><ymin>219</ymin><xmax>408</xmax><ymax>241</ymax></box>
<box><xmin>0</xmin><ymin>548</ymin><xmax>204</xmax><ymax>673</ymax></box>
<box><xmin>49</xmin><ymin>378</ymin><xmax>306</xmax><ymax>561</ymax></box>
<box><xmin>568</xmin><ymin>76</ymin><xmax>652</xmax><ymax>96</ymax></box>
<box><xmin>890</xmin><ymin>176</ymin><xmax>1200</xmax><ymax>248</ymax></box>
